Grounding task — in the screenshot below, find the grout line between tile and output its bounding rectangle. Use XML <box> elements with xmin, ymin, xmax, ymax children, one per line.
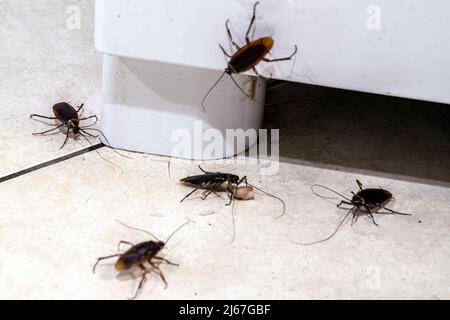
<box><xmin>0</xmin><ymin>144</ymin><xmax>105</xmax><ymax>184</ymax></box>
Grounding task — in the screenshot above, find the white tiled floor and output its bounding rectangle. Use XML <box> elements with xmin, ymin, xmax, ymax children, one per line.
<box><xmin>0</xmin><ymin>0</ymin><xmax>101</xmax><ymax>177</ymax></box>
<box><xmin>1</xmin><ymin>150</ymin><xmax>449</xmax><ymax>299</ymax></box>
<box><xmin>1</xmin><ymin>0</ymin><xmax>449</xmax><ymax>300</ymax></box>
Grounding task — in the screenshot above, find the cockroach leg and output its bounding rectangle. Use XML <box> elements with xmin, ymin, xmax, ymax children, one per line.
<box><xmin>60</xmin><ymin>130</ymin><xmax>71</xmax><ymax>149</ymax></box>
<box><xmin>30</xmin><ymin>114</ymin><xmax>57</xmax><ymax>120</ymax></box>
<box><xmin>351</xmin><ymin>208</ymin><xmax>360</xmax><ymax>226</ymax></box>
<box><xmin>263</xmin><ymin>45</ymin><xmax>298</xmax><ymax>63</ymax></box>
<box><xmin>150</xmin><ymin>262</ymin><xmax>168</xmax><ymax>289</ymax></box>
<box><xmin>337</xmin><ymin>200</ymin><xmax>353</xmax><ymax>208</ymax></box>
<box><xmin>226</xmin><ymin>193</ymin><xmax>234</xmax><ymax>206</ymax></box>
<box><xmin>225</xmin><ymin>180</ymin><xmax>236</xmax><ymax>206</ymax></box>
<box><xmin>201</xmin><ymin>189</ymin><xmax>216</xmax><ymax>201</ymax></box>
<box><xmin>180</xmin><ymin>187</ymin><xmax>201</xmax><ymax>203</ymax></box>
<box><xmin>228</xmin><ymin>193</ymin><xmax>236</xmax><ymax>206</ymax></box>
<box><xmin>131</xmin><ymin>265</ymin><xmax>150</xmax><ymax>300</ymax></box>
<box><xmin>364</xmin><ymin>205</ymin><xmax>379</xmax><ymax>226</ymax></box>
<box><xmin>117</xmin><ymin>241</ymin><xmax>134</xmax><ymax>252</ymax></box>
<box><xmin>153</xmin><ymin>256</ymin><xmax>179</xmax><ymax>267</ymax></box>
<box><xmin>245</xmin><ymin>1</ymin><xmax>260</xmax><ymax>43</ymax></box>
<box><xmin>32</xmin><ymin>123</ymin><xmax>65</xmax><ymax>135</ymax></box>
<box><xmin>357</xmin><ymin>180</ymin><xmax>364</xmax><ymax>191</ymax></box>
<box><xmin>237</xmin><ymin>176</ymin><xmax>248</xmax><ymax>187</ymax></box>
<box><xmin>93</xmin><ymin>254</ymin><xmax>122</xmax><ymax>273</ymax></box>
<box><xmin>219</xmin><ymin>44</ymin><xmax>232</xmax><ymax>58</ymax></box>
<box><xmin>76</xmin><ymin>103</ymin><xmax>85</xmax><ymax>113</ymax></box>
<box><xmin>201</xmin><ymin>184</ymin><xmax>226</xmax><ymax>201</ymax></box>
<box><xmin>382</xmin><ymin>207</ymin><xmax>411</xmax><ymax>216</ymax></box>
<box><xmin>225</xmin><ymin>20</ymin><xmax>241</xmax><ymax>51</ymax></box>
<box><xmin>79</xmin><ymin>115</ymin><xmax>98</xmax><ymax>122</ymax></box>
<box><xmin>252</xmin><ymin>67</ymin><xmax>260</xmax><ymax>76</ymax></box>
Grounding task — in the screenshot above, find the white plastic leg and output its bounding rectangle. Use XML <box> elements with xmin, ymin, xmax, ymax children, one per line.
<box><xmin>100</xmin><ymin>55</ymin><xmax>266</xmax><ymax>160</ymax></box>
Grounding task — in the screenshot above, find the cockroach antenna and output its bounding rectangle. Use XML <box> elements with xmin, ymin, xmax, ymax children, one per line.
<box><xmin>201</xmin><ymin>71</ymin><xmax>227</xmax><ymax>113</ymax></box>
<box><xmin>116</xmin><ymin>219</ymin><xmax>190</xmax><ymax>245</ymax></box>
<box><xmin>293</xmin><ymin>208</ymin><xmax>354</xmax><ymax>246</ymax></box>
<box><xmin>116</xmin><ymin>219</ymin><xmax>160</xmax><ymax>242</ymax></box>
<box><xmin>248</xmin><ymin>183</ymin><xmax>286</xmax><ymax>219</ymax></box>
<box><xmin>201</xmin><ymin>71</ymin><xmax>258</xmax><ymax>113</ymax></box>
<box><xmin>311</xmin><ymin>184</ymin><xmax>353</xmax><ymax>202</ymax></box>
<box><xmin>81</xmin><ymin>127</ymin><xmax>133</xmax><ymax>160</ymax></box>
<box><xmin>78</xmin><ymin>131</ymin><xmax>124</xmax><ymax>173</ymax></box>
<box><xmin>164</xmin><ymin>221</ymin><xmax>191</xmax><ymax>245</ymax></box>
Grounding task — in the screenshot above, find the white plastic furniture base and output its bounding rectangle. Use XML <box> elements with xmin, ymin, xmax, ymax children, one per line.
<box><xmin>100</xmin><ymin>55</ymin><xmax>266</xmax><ymax>160</ymax></box>
<box><xmin>96</xmin><ymin>0</ymin><xmax>450</xmax><ymax>159</ymax></box>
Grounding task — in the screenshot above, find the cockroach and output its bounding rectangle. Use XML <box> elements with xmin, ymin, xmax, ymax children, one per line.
<box><xmin>30</xmin><ymin>102</ymin><xmax>132</xmax><ymax>167</ymax></box>
<box><xmin>296</xmin><ymin>180</ymin><xmax>411</xmax><ymax>245</ymax></box>
<box><xmin>201</xmin><ymin>1</ymin><xmax>298</xmax><ymax>112</ymax></box>
<box><xmin>180</xmin><ymin>166</ymin><xmax>247</xmax><ymax>206</ymax></box>
<box><xmin>30</xmin><ymin>102</ymin><xmax>99</xmax><ymax>149</ymax></box>
<box><xmin>180</xmin><ymin>166</ymin><xmax>286</xmax><ymax>218</ymax></box>
<box><xmin>93</xmin><ymin>221</ymin><xmax>190</xmax><ymax>300</ymax></box>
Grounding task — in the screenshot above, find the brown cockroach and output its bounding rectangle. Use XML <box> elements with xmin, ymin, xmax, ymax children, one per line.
<box><xmin>30</xmin><ymin>102</ymin><xmax>99</xmax><ymax>149</ymax></box>
<box><xmin>201</xmin><ymin>1</ymin><xmax>298</xmax><ymax>112</ymax></box>
<box><xmin>180</xmin><ymin>166</ymin><xmax>285</xmax><ymax>218</ymax></box>
<box><xmin>93</xmin><ymin>221</ymin><xmax>190</xmax><ymax>300</ymax></box>
<box><xmin>180</xmin><ymin>166</ymin><xmax>247</xmax><ymax>206</ymax></box>
<box><xmin>30</xmin><ymin>102</ymin><xmax>132</xmax><ymax>167</ymax></box>
<box><xmin>295</xmin><ymin>180</ymin><xmax>411</xmax><ymax>245</ymax></box>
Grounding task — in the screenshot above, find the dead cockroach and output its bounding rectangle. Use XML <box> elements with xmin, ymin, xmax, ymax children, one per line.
<box><xmin>295</xmin><ymin>180</ymin><xmax>411</xmax><ymax>245</ymax></box>
<box><xmin>180</xmin><ymin>166</ymin><xmax>286</xmax><ymax>218</ymax></box>
<box><xmin>232</xmin><ymin>186</ymin><xmax>255</xmax><ymax>201</ymax></box>
<box><xmin>201</xmin><ymin>1</ymin><xmax>298</xmax><ymax>112</ymax></box>
<box><xmin>30</xmin><ymin>102</ymin><xmax>99</xmax><ymax>149</ymax></box>
<box><xmin>93</xmin><ymin>220</ymin><xmax>190</xmax><ymax>300</ymax></box>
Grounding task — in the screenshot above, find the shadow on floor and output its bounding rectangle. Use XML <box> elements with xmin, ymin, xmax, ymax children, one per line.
<box><xmin>264</xmin><ymin>82</ymin><xmax>450</xmax><ymax>186</ymax></box>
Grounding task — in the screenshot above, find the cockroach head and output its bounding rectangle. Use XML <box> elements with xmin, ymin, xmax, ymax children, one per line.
<box><xmin>229</xmin><ymin>174</ymin><xmax>240</xmax><ymax>183</ymax></box>
<box><xmin>351</xmin><ymin>194</ymin><xmax>364</xmax><ymax>206</ymax></box>
<box><xmin>225</xmin><ymin>66</ymin><xmax>235</xmax><ymax>75</ymax></box>
<box><xmin>68</xmin><ymin>119</ymin><xmax>80</xmax><ymax>133</ymax></box>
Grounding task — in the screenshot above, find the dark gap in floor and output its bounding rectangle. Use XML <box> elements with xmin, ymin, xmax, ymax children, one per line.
<box><xmin>0</xmin><ymin>144</ymin><xmax>104</xmax><ymax>184</ymax></box>
<box><xmin>265</xmin><ymin>82</ymin><xmax>450</xmax><ymax>184</ymax></box>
